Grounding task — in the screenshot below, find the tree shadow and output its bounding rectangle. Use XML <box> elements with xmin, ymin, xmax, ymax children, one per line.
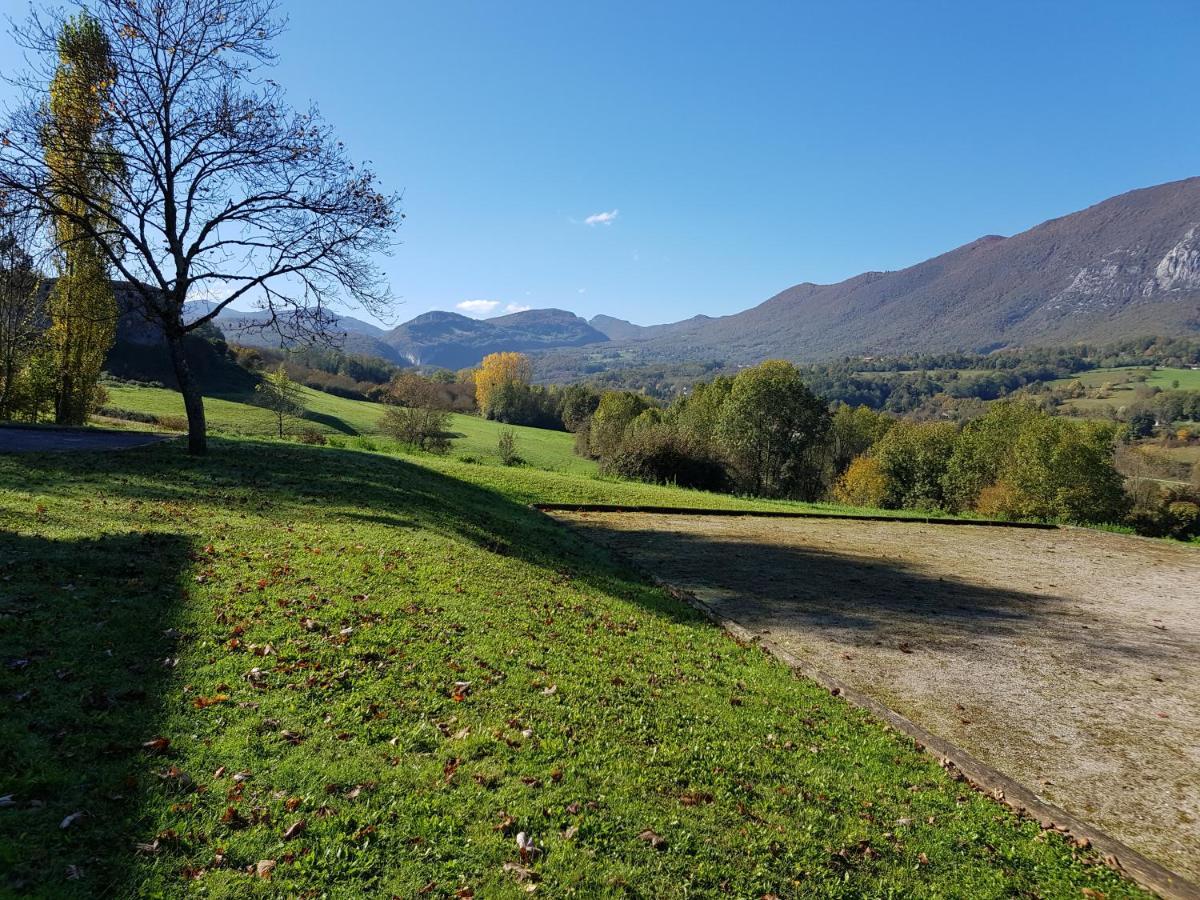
<box><xmin>0</xmin><ymin>530</ymin><xmax>192</xmax><ymax>895</ymax></box>
<box><xmin>299</xmin><ymin>409</ymin><xmax>358</xmax><ymax>435</ymax></box>
<box><xmin>0</xmin><ymin>438</ymin><xmax>703</xmax><ymax>628</ymax></box>
<box><xmin>555</xmin><ymin>517</ymin><xmax>1173</xmax><ymax>665</ymax></box>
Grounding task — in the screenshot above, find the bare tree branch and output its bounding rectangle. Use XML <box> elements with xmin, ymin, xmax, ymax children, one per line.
<box><xmin>0</xmin><ymin>0</ymin><xmax>401</xmax><ymax>452</ymax></box>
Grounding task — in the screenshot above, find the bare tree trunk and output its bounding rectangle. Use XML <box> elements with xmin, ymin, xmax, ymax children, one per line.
<box><xmin>166</xmin><ymin>330</ymin><xmax>206</xmax><ymax>455</ymax></box>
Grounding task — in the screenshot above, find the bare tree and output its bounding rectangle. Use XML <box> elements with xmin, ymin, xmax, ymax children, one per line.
<box><xmin>0</xmin><ymin>0</ymin><xmax>400</xmax><ymax>453</ymax></box>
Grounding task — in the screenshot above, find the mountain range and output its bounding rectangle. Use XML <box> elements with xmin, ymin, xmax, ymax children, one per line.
<box><xmin>192</xmin><ymin>176</ymin><xmax>1200</xmax><ymax>374</ymax></box>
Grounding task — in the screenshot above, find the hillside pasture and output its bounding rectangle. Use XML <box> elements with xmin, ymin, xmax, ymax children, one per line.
<box><xmin>102</xmin><ymin>383</ymin><xmax>593</xmax><ymax>474</ymax></box>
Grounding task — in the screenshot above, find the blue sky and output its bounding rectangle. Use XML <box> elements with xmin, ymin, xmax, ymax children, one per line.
<box><xmin>3</xmin><ymin>0</ymin><xmax>1198</xmax><ymax>326</ymax></box>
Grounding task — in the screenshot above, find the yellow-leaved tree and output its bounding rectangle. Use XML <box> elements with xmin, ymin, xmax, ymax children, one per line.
<box><xmin>474</xmin><ymin>351</ymin><xmax>532</xmax><ymax>418</ymax></box>
<box><xmin>43</xmin><ymin>13</ymin><xmax>119</xmax><ymax>425</ymax></box>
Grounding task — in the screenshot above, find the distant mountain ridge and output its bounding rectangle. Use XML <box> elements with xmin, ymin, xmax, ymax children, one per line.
<box><xmin>550</xmin><ymin>177</ymin><xmax>1200</xmax><ymax>373</ymax></box>
<box><xmin>188</xmin><ymin>176</ymin><xmax>1200</xmax><ymax>373</ymax></box>
<box><xmin>200</xmin><ymin>304</ymin><xmax>608</xmax><ymax>369</ymax></box>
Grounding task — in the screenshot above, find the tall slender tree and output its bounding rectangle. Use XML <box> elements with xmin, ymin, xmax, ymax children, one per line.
<box><xmin>1</xmin><ymin>0</ymin><xmax>400</xmax><ymax>453</ymax></box>
<box><xmin>43</xmin><ymin>13</ymin><xmax>118</xmax><ymax>425</ymax></box>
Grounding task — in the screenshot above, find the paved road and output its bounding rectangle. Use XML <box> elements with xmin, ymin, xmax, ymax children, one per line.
<box><xmin>0</xmin><ymin>426</ymin><xmax>173</xmax><ymax>453</ymax></box>
<box><xmin>554</xmin><ymin>510</ymin><xmax>1200</xmax><ymax>883</ymax></box>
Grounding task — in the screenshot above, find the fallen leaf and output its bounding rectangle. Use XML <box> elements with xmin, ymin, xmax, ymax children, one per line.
<box><xmin>638</xmin><ymin>829</ymin><xmax>667</xmax><ymax>851</ymax></box>
<box><xmin>255</xmin><ymin>859</ymin><xmax>276</xmax><ymax>879</ymax></box>
<box><xmin>503</xmin><ymin>861</ymin><xmax>537</xmax><ymax>883</ymax></box>
<box><xmin>141</xmin><ymin>737</ymin><xmax>170</xmax><ymax>754</ymax></box>
<box><xmin>60</xmin><ymin>811</ymin><xmax>85</xmax><ymax>829</ymax></box>
<box><xmin>282</xmin><ymin>819</ymin><xmax>307</xmax><ymax>840</ymax></box>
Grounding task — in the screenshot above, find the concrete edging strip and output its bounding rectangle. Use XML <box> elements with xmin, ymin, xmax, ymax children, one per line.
<box><xmin>543</xmin><ymin>509</ymin><xmax>1198</xmax><ymax>900</ymax></box>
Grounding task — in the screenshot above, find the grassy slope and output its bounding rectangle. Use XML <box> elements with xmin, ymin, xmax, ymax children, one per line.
<box><xmin>104</xmin><ymin>383</ymin><xmax>593</xmax><ymax>474</ymax></box>
<box><xmin>0</xmin><ymin>438</ymin><xmax>1145</xmax><ymax>898</ymax></box>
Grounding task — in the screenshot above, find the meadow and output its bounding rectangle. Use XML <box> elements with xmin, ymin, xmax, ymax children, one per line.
<box><xmin>102</xmin><ymin>382</ymin><xmax>595</xmax><ymax>474</ymax></box>
<box><xmin>0</xmin><ymin>436</ymin><xmax>1147</xmax><ymax>898</ymax></box>
<box><xmin>1052</xmin><ymin>366</ymin><xmax>1200</xmax><ymax>417</ymax></box>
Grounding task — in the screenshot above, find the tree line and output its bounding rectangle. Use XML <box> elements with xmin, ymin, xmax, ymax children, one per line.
<box><xmin>534</xmin><ymin>359</ymin><xmax>1195</xmax><ymax>539</ymax></box>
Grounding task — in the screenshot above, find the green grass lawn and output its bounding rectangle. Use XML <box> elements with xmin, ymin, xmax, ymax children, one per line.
<box><xmin>103</xmin><ymin>382</ymin><xmax>593</xmax><ymax>474</ymax></box>
<box><xmin>0</xmin><ymin>437</ymin><xmax>1147</xmax><ymax>898</ymax></box>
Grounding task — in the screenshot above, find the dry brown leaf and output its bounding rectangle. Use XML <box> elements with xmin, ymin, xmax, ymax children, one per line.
<box><xmin>282</xmin><ymin>818</ymin><xmax>307</xmax><ymax>840</ymax></box>
<box><xmin>638</xmin><ymin>829</ymin><xmax>667</xmax><ymax>851</ymax></box>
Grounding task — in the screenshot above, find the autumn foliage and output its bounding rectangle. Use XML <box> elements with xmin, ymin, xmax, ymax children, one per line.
<box><xmin>474</xmin><ymin>351</ymin><xmax>533</xmax><ymax>417</ymax></box>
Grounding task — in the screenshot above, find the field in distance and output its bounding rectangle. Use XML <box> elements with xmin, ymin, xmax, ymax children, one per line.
<box><xmin>1051</xmin><ymin>366</ymin><xmax>1200</xmax><ymax>417</ymax></box>
<box><xmin>102</xmin><ymin>382</ymin><xmax>594</xmax><ymax>475</ymax></box>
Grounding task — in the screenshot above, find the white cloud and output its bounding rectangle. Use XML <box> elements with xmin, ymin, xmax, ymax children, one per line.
<box><xmin>505</xmin><ymin>303</ymin><xmax>531</xmax><ymax>313</ymax></box>
<box><xmin>456</xmin><ymin>299</ymin><xmax>500</xmax><ymax>315</ymax></box>
<box><xmin>577</xmin><ymin>288</ymin><xmax>586</xmax><ymax>294</ymax></box>
<box><xmin>584</xmin><ymin>209</ymin><xmax>619</xmax><ymax>226</ymax></box>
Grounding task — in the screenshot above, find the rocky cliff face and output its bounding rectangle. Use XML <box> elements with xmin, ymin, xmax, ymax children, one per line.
<box><xmin>1154</xmin><ymin>226</ymin><xmax>1200</xmax><ymax>292</ymax></box>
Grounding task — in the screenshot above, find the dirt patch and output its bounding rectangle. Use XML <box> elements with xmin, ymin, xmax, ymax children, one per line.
<box><xmin>552</xmin><ymin>511</ymin><xmax>1200</xmax><ymax>882</ymax></box>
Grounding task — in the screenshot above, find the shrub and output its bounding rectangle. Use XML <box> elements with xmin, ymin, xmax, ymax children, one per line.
<box><xmin>156</xmin><ymin>415</ymin><xmax>189</xmax><ymax>432</ymax></box>
<box><xmin>95</xmin><ymin>406</ymin><xmax>157</xmax><ymax>424</ymax></box>
<box><xmin>973</xmin><ymin>480</ymin><xmax>1021</xmax><ymax>519</ymax></box>
<box><xmin>497</xmin><ymin>429</ymin><xmax>521</xmax><ymax>466</ymax></box>
<box><xmin>1126</xmin><ymin>487</ymin><xmax>1200</xmax><ymax>540</ymax></box>
<box><xmin>297</xmin><ymin>428</ymin><xmax>327</xmax><ymax>446</ymax></box>
<box><xmin>716</xmin><ymin>361</ymin><xmax>830</xmax><ymax>499</ymax></box>
<box><xmin>1001</xmin><ymin>418</ymin><xmax>1127</xmax><ymax>524</ymax></box>
<box><xmin>872</xmin><ymin>421</ymin><xmax>958</xmax><ymax>510</ymax></box>
<box><xmin>600</xmin><ymin>425</ymin><xmax>728</xmax><ymax>491</ymax></box>
<box><xmin>832</xmin><ymin>455</ymin><xmax>887</xmax><ymax>508</ymax></box>
<box><xmin>583</xmin><ymin>391</ymin><xmax>652</xmax><ymax>460</ymax></box>
<box><xmin>379</xmin><ymin>406</ymin><xmax>450</xmax><ymax>453</ymax></box>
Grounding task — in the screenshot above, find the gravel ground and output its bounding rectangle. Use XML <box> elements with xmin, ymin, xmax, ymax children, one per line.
<box><xmin>552</xmin><ymin>511</ymin><xmax>1200</xmax><ymax>881</ymax></box>
<box><xmin>0</xmin><ymin>426</ymin><xmax>172</xmax><ymax>453</ymax></box>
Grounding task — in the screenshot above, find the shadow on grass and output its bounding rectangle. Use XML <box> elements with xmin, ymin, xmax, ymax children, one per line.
<box><xmin>0</xmin><ymin>438</ymin><xmax>701</xmax><ymax>626</ymax></box>
<box><xmin>300</xmin><ymin>410</ymin><xmax>359</xmax><ymax>435</ymax></box>
<box><xmin>0</xmin><ymin>530</ymin><xmax>191</xmax><ymax>895</ymax></box>
<box><xmin>1</xmin><ymin>436</ymin><xmax>1115</xmax><ymax>650</ymax></box>
<box><xmin>559</xmin><ymin>518</ymin><xmax>1172</xmax><ymax>664</ymax></box>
